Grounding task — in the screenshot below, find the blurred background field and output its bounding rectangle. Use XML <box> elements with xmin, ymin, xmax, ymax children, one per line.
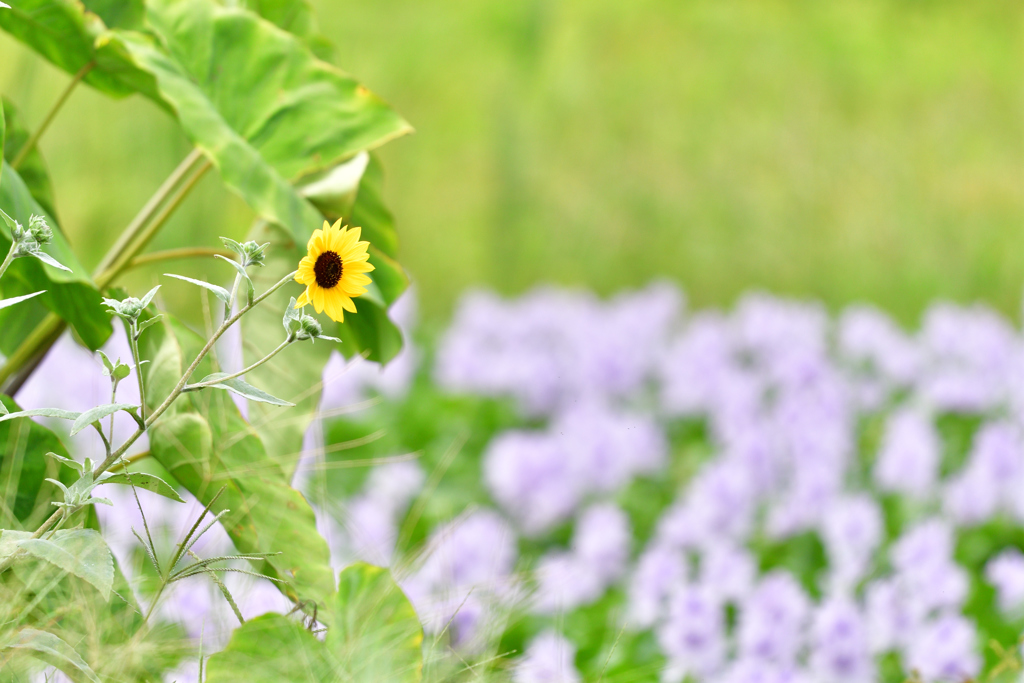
<box><xmin>0</xmin><ymin>0</ymin><xmax>1021</xmax><ymax>329</ymax></box>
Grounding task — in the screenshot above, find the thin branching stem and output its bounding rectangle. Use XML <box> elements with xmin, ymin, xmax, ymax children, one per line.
<box><xmin>0</xmin><ymin>242</ymin><xmax>15</xmax><ymax>281</ymax></box>
<box><xmin>10</xmin><ymin>61</ymin><xmax>94</xmax><ymax>171</ymax></box>
<box><xmin>91</xmin><ymin>271</ymin><xmax>297</xmax><ymax>479</ymax></box>
<box><xmin>127</xmin><ymin>247</ymin><xmax>235</xmax><ymax>270</ymax></box>
<box><xmin>184</xmin><ymin>338</ymin><xmax>293</xmax><ymax>392</ymax></box>
<box><xmin>127</xmin><ymin>321</ymin><xmax>148</xmax><ymax>423</ymax></box>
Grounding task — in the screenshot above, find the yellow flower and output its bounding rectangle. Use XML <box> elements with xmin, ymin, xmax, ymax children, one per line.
<box><xmin>294</xmin><ymin>219</ymin><xmax>374</xmax><ymax>323</ymax></box>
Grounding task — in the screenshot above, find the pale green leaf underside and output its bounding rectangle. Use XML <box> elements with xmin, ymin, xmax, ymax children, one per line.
<box><xmin>3</xmin><ymin>627</ymin><xmax>102</xmax><ymax>683</ymax></box>
<box><xmin>70</xmin><ymin>402</ymin><xmax>141</xmax><ymax>436</ymax></box>
<box><xmin>16</xmin><ymin>529</ymin><xmax>114</xmax><ymax>600</ymax></box>
<box><xmin>97</xmin><ymin>471</ymin><xmax>186</xmax><ymax>503</ymax></box>
<box><xmin>193</xmin><ymin>373</ymin><xmax>294</xmax><ymax>406</ymax></box>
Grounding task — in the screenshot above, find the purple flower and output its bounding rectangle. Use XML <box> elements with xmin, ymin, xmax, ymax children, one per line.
<box><xmin>571</xmin><ymin>503</ymin><xmax>631</xmax><ymax>583</ymax></box>
<box><xmin>514</xmin><ymin>631</ymin><xmax>582</xmax><ymax>683</ymax></box>
<box><xmin>891</xmin><ymin>519</ymin><xmax>968</xmax><ymax>614</ymax></box>
<box><xmin>532</xmin><ymin>552</ymin><xmax>605</xmax><ymax>615</ymax></box>
<box><xmin>625</xmin><ymin>543</ymin><xmax>688</xmax><ymax>628</ymax></box>
<box><xmin>737</xmin><ymin>571</ymin><xmax>810</xmax><ymax>665</ymax></box>
<box><xmin>904</xmin><ymin>614</ymin><xmax>981</xmax><ymax>682</ymax></box>
<box><xmin>863</xmin><ymin>578</ymin><xmax>925</xmax><ymax>654</ymax></box>
<box><xmin>699</xmin><ymin>541</ymin><xmax>756</xmax><ymax>603</ymax></box>
<box><xmin>808</xmin><ymin>598</ymin><xmax>874</xmax><ymax>683</ymax></box>
<box><xmin>656</xmin><ymin>584</ymin><xmax>727</xmax><ymax>680</ymax></box>
<box><xmin>873</xmin><ymin>408</ymin><xmax>940</xmax><ymax>500</ymax></box>
<box><xmin>985</xmin><ymin>549</ymin><xmax>1024</xmax><ymax>614</ymax></box>
<box><xmin>944</xmin><ymin>421</ymin><xmax>1023</xmax><ymax>525</ymax></box>
<box><xmin>657</xmin><ymin>459</ymin><xmax>756</xmax><ymax>549</ymax></box>
<box><xmin>820</xmin><ymin>495</ymin><xmax>883</xmax><ymax>592</ymax></box>
<box><xmin>716</xmin><ymin>660</ymin><xmax>812</xmax><ymax>683</ymax></box>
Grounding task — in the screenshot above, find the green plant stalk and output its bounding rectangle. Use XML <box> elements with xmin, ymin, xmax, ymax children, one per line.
<box><xmin>10</xmin><ymin>61</ymin><xmax>95</xmax><ymax>171</ymax></box>
<box><xmin>127</xmin><ymin>247</ymin><xmax>235</xmax><ymax>269</ymax></box>
<box><xmin>183</xmin><ymin>337</ymin><xmax>293</xmax><ymax>392</ymax></box>
<box><xmin>0</xmin><ymin>242</ymin><xmax>15</xmax><ymax>281</ymax></box>
<box><xmin>91</xmin><ymin>270</ymin><xmax>297</xmax><ymax>479</ymax></box>
<box><xmin>0</xmin><ymin>151</ymin><xmax>211</xmax><ymax>394</ymax></box>
<box><xmin>128</xmin><ymin>321</ymin><xmax>148</xmax><ymax>423</ymax></box>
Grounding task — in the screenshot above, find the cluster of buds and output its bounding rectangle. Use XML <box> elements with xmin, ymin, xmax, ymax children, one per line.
<box><xmin>12</xmin><ymin>215</ymin><xmax>54</xmax><ymax>256</ymax></box>
<box><xmin>103</xmin><ymin>285</ymin><xmax>161</xmax><ymax>327</ymax></box>
<box><xmin>222</xmin><ymin>237</ymin><xmax>269</xmax><ymax>269</ymax></box>
<box><xmin>283</xmin><ymin>296</ymin><xmax>340</xmax><ymax>343</ymax></box>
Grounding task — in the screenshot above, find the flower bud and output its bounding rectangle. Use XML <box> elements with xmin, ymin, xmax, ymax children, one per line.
<box><xmin>103</xmin><ymin>296</ymin><xmax>145</xmax><ymax>323</ymax></box>
<box><xmin>240</xmin><ymin>240</ymin><xmax>268</xmax><ymax>268</ymax></box>
<box><xmin>28</xmin><ymin>215</ymin><xmax>52</xmax><ymax>245</ymax></box>
<box><xmin>297</xmin><ymin>313</ymin><xmax>323</xmax><ymax>340</ymax></box>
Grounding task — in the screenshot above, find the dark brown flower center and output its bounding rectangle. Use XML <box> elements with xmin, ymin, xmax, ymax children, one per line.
<box><xmin>314</xmin><ymin>251</ymin><xmax>343</xmax><ymax>289</ymax></box>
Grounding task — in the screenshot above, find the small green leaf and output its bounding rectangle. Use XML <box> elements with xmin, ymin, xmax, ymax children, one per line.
<box><xmin>139</xmin><ymin>284</ymin><xmax>161</xmax><ymax>309</ymax></box>
<box><xmin>97</xmin><ymin>350</ymin><xmax>115</xmax><ymax>374</ymax></box>
<box><xmin>97</xmin><ymin>471</ymin><xmax>185</xmax><ymax>503</ymax></box>
<box><xmin>27</xmin><ymin>248</ymin><xmax>72</xmax><ymax>272</ymax></box>
<box><xmin>17</xmin><ymin>529</ymin><xmax>114</xmax><ymax>600</ymax></box>
<box><xmin>112</xmin><ymin>363</ymin><xmax>131</xmax><ymax>380</ymax></box>
<box><xmin>0</xmin><ymin>407</ymin><xmax>81</xmax><ymax>423</ymax></box>
<box><xmin>69</xmin><ymin>403</ymin><xmax>141</xmax><ymax>436</ymax></box>
<box><xmin>0</xmin><ymin>402</ymin><xmax>7</xmax><ymax>416</ymax></box>
<box><xmin>3</xmin><ymin>628</ymin><xmax>102</xmax><ymax>683</ymax></box>
<box><xmin>216</xmin><ymin>254</ymin><xmax>254</xmax><ymax>303</ymax></box>
<box><xmin>191</xmin><ymin>373</ymin><xmax>294</xmax><ymax>407</ymax></box>
<box><xmin>164</xmin><ymin>273</ymin><xmax>231</xmax><ymax>308</ymax></box>
<box><xmin>136</xmin><ymin>313</ymin><xmax>164</xmax><ymax>337</ymax></box>
<box><xmin>0</xmin><ymin>290</ymin><xmax>46</xmax><ymax>311</ymax></box>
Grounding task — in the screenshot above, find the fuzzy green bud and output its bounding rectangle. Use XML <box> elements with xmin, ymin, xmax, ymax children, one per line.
<box><xmin>103</xmin><ymin>296</ymin><xmax>144</xmax><ymax>323</ymax></box>
<box><xmin>28</xmin><ymin>215</ymin><xmax>52</xmax><ymax>245</ymax></box>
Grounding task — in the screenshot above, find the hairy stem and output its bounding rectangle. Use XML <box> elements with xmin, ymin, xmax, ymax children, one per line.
<box><xmin>0</xmin><ymin>242</ymin><xmax>15</xmax><ymax>281</ymax></box>
<box><xmin>0</xmin><ymin>150</ymin><xmax>211</xmax><ymax>394</ymax></box>
<box><xmin>91</xmin><ymin>271</ymin><xmax>297</xmax><ymax>479</ymax></box>
<box><xmin>184</xmin><ymin>338</ymin><xmax>293</xmax><ymax>391</ymax></box>
<box><xmin>128</xmin><ymin>322</ymin><xmax>148</xmax><ymax>423</ymax></box>
<box><xmin>11</xmin><ymin>61</ymin><xmax>94</xmax><ymax>171</ymax></box>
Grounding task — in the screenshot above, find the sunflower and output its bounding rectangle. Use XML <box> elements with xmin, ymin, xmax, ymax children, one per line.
<box><xmin>294</xmin><ymin>219</ymin><xmax>375</xmax><ymax>323</ymax></box>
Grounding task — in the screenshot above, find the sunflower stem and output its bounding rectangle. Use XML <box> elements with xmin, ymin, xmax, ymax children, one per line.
<box><xmin>90</xmin><ymin>270</ymin><xmax>297</xmax><ymax>480</ymax></box>
<box><xmin>184</xmin><ymin>338</ymin><xmax>293</xmax><ymax>392</ymax></box>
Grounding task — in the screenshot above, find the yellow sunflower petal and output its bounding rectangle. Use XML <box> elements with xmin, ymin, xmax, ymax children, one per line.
<box><xmin>324</xmin><ymin>293</ymin><xmax>345</xmax><ymax>323</ymax></box>
<box><xmin>295</xmin><ymin>289</ymin><xmax>311</xmax><ymax>308</ymax></box>
<box><xmin>313</xmin><ymin>286</ymin><xmax>325</xmax><ymax>314</ymax></box>
<box><xmin>341</xmin><ymin>295</ymin><xmax>357</xmax><ymax>313</ymax></box>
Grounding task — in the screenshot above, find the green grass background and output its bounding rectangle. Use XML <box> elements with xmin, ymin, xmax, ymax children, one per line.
<box><xmin>0</xmin><ymin>0</ymin><xmax>1020</xmax><ymax>328</ymax></box>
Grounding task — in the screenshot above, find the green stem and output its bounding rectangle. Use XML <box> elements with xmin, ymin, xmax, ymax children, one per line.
<box><xmin>11</xmin><ymin>61</ymin><xmax>94</xmax><ymax>171</ymax></box>
<box><xmin>127</xmin><ymin>247</ymin><xmax>234</xmax><ymax>270</ymax></box>
<box><xmin>0</xmin><ymin>150</ymin><xmax>211</xmax><ymax>394</ymax></box>
<box><xmin>128</xmin><ymin>322</ymin><xmax>148</xmax><ymax>423</ymax></box>
<box><xmin>184</xmin><ymin>338</ymin><xmax>293</xmax><ymax>392</ymax></box>
<box><xmin>0</xmin><ymin>508</ymin><xmax>61</xmax><ymax>573</ymax></box>
<box><xmin>91</xmin><ymin>271</ymin><xmax>297</xmax><ymax>479</ymax></box>
<box><xmin>0</xmin><ymin>242</ymin><xmax>15</xmax><ymax>281</ymax></box>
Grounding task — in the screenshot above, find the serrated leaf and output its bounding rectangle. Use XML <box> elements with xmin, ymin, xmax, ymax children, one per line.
<box><xmin>17</xmin><ymin>529</ymin><xmax>114</xmax><ymax>600</ymax></box>
<box><xmin>192</xmin><ymin>373</ymin><xmax>294</xmax><ymax>407</ymax></box>
<box><xmin>0</xmin><ymin>289</ymin><xmax>45</xmax><ymax>311</ymax></box>
<box><xmin>0</xmin><ymin>162</ymin><xmax>112</xmax><ymax>353</ymax></box>
<box><xmin>4</xmin><ymin>628</ymin><xmax>102</xmax><ymax>683</ymax></box>
<box><xmin>69</xmin><ymin>403</ymin><xmax>140</xmax><ymax>436</ymax></box>
<box><xmin>164</xmin><ymin>273</ymin><xmax>231</xmax><ymax>308</ymax></box>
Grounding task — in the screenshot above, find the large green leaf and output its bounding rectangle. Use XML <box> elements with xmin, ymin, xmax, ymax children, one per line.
<box><xmin>2</xmin><ymin>97</ymin><xmax>58</xmax><ymax>219</ymax></box>
<box><xmin>0</xmin><ymin>162</ymin><xmax>112</xmax><ymax>353</ymax></box>
<box><xmin>238</xmin><ymin>0</ymin><xmax>334</xmax><ymax>61</ymax></box>
<box><xmin>205</xmin><ymin>565</ymin><xmax>424</xmax><ymax>683</ymax></box>
<box><xmin>327</xmin><ymin>562</ymin><xmax>424</xmax><ymax>683</ymax></box>
<box><xmin>140</xmin><ymin>312</ymin><xmax>335</xmax><ymax>607</ymax></box>
<box><xmin>0</xmin><ymin>0</ymin><xmax>149</xmax><ymax>98</ymax></box>
<box><xmin>204</xmin><ymin>613</ymin><xmax>334</xmax><ymax>683</ymax></box>
<box><xmin>0</xmin><ymin>394</ymin><xmax>72</xmax><ymax>529</ymax></box>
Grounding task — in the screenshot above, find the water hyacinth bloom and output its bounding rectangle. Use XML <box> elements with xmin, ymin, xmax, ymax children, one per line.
<box><xmin>737</xmin><ymin>571</ymin><xmax>810</xmax><ymax>665</ymax></box>
<box><xmin>873</xmin><ymin>408</ymin><xmax>940</xmax><ymax>500</ymax></box>
<box><xmin>657</xmin><ymin>584</ymin><xmax>727</xmax><ymax>681</ymax></box>
<box><xmin>514</xmin><ymin>631</ymin><xmax>582</xmax><ymax>683</ymax></box>
<box><xmin>904</xmin><ymin>614</ymin><xmax>981</xmax><ymax>682</ymax></box>
<box><xmin>807</xmin><ymin>599</ymin><xmax>874</xmax><ymax>683</ymax></box>
<box><xmin>626</xmin><ymin>543</ymin><xmax>688</xmax><ymax>628</ymax></box>
<box><xmin>863</xmin><ymin>578</ymin><xmax>924</xmax><ymax>654</ymax></box>
<box><xmin>985</xmin><ymin>550</ymin><xmax>1024</xmax><ymax>614</ymax></box>
<box><xmin>944</xmin><ymin>421</ymin><xmax>1023</xmax><ymax>525</ymax></box>
<box><xmin>699</xmin><ymin>541</ymin><xmax>756</xmax><ymax>604</ymax></box>
<box><xmin>820</xmin><ymin>495</ymin><xmax>883</xmax><ymax>593</ymax></box>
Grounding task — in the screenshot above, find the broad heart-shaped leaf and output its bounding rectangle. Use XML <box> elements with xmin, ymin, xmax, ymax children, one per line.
<box><xmin>327</xmin><ymin>563</ymin><xmax>424</xmax><ymax>683</ymax></box>
<box><xmin>16</xmin><ymin>529</ymin><xmax>114</xmax><ymax>600</ymax></box>
<box><xmin>95</xmin><ymin>0</ymin><xmax>411</xmax><ymax>243</ymax></box>
<box><xmin>4</xmin><ymin>628</ymin><xmax>102</xmax><ymax>683</ymax></box>
<box><xmin>192</xmin><ymin>373</ymin><xmax>294</xmax><ymax>406</ymax></box>
<box><xmin>238</xmin><ymin>0</ymin><xmax>333</xmax><ymax>61</ymax></box>
<box><xmin>96</xmin><ymin>471</ymin><xmax>185</xmax><ymax>503</ymax></box>
<box><xmin>241</xmin><ymin>156</ymin><xmax>407</xmax><ymax>479</ymax></box>
<box><xmin>0</xmin><ymin>395</ymin><xmax>73</xmax><ymax>528</ymax></box>
<box><xmin>0</xmin><ymin>0</ymin><xmax>150</xmax><ymax>99</ymax></box>
<box><xmin>140</xmin><ymin>312</ymin><xmax>335</xmax><ymax>608</ymax></box>
<box><xmin>0</xmin><ymin>162</ymin><xmax>112</xmax><ymax>354</ymax></box>
<box><xmin>2</xmin><ymin>97</ymin><xmax>58</xmax><ymax>219</ymax></box>
<box><xmin>0</xmin><ymin>96</ymin><xmax>4</xmax><ymax>188</ymax></box>
<box><xmin>205</xmin><ymin>566</ymin><xmax>424</xmax><ymax>683</ymax></box>
<box><xmin>204</xmin><ymin>613</ymin><xmax>333</xmax><ymax>683</ymax></box>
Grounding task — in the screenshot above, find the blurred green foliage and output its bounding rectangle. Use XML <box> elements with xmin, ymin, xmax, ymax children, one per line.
<box><xmin>1</xmin><ymin>0</ymin><xmax>1020</xmax><ymax>329</ymax></box>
